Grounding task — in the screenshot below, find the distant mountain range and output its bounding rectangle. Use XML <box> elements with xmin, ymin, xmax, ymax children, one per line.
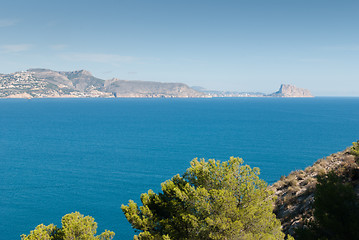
<box><xmin>0</xmin><ymin>69</ymin><xmax>313</xmax><ymax>98</ymax></box>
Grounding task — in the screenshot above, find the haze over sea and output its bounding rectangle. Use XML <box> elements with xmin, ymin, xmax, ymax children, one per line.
<box><xmin>1</xmin><ymin>97</ymin><xmax>359</xmax><ymax>239</ymax></box>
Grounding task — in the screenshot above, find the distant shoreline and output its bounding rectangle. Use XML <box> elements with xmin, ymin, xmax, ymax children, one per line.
<box><xmin>0</xmin><ymin>95</ymin><xmax>318</xmax><ymax>99</ymax></box>
<box><xmin>1</xmin><ymin>69</ymin><xmax>313</xmax><ymax>98</ymax></box>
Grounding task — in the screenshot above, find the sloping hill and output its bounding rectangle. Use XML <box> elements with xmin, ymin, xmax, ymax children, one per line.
<box><xmin>272</xmin><ymin>144</ymin><xmax>359</xmax><ymax>236</ymax></box>
<box><xmin>0</xmin><ymin>69</ymin><xmax>207</xmax><ymax>98</ymax></box>
<box><xmin>105</xmin><ymin>78</ymin><xmax>206</xmax><ymax>98</ymax></box>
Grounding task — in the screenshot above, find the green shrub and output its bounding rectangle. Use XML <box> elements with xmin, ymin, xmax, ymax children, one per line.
<box><xmin>21</xmin><ymin>212</ymin><xmax>114</xmax><ymax>240</ymax></box>
<box><xmin>350</xmin><ymin>140</ymin><xmax>359</xmax><ymax>161</ymax></box>
<box><xmin>296</xmin><ymin>171</ymin><xmax>359</xmax><ymax>240</ymax></box>
<box><xmin>288</xmin><ymin>178</ymin><xmax>298</xmax><ymax>187</ymax></box>
<box><xmin>273</xmin><ymin>180</ymin><xmax>285</xmax><ymax>189</ymax></box>
<box><xmin>288</xmin><ymin>185</ymin><xmax>301</xmax><ymax>194</ymax></box>
<box><xmin>302</xmin><ymin>177</ymin><xmax>316</xmax><ymax>186</ymax></box>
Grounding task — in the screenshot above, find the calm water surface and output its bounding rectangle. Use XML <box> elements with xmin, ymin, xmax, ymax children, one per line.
<box><xmin>0</xmin><ymin>97</ymin><xmax>358</xmax><ymax>239</ymax></box>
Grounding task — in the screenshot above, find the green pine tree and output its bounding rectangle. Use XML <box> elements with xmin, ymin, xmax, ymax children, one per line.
<box><xmin>122</xmin><ymin>157</ymin><xmax>285</xmax><ymax>240</ymax></box>
<box><xmin>21</xmin><ymin>212</ymin><xmax>115</xmax><ymax>240</ymax></box>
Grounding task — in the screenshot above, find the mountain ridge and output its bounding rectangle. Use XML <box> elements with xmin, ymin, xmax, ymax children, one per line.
<box><xmin>0</xmin><ymin>69</ymin><xmax>313</xmax><ymax>98</ymax></box>
<box><xmin>0</xmin><ymin>69</ymin><xmax>207</xmax><ymax>98</ymax></box>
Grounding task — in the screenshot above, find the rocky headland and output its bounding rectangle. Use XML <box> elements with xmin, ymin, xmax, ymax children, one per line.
<box><xmin>269</xmin><ymin>84</ymin><xmax>313</xmax><ymax>98</ymax></box>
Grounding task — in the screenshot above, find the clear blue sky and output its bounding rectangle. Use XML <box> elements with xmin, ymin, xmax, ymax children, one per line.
<box><xmin>1</xmin><ymin>0</ymin><xmax>358</xmax><ymax>96</ymax></box>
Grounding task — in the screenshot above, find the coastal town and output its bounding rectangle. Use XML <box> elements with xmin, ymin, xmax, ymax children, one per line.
<box><xmin>0</xmin><ymin>70</ymin><xmax>112</xmax><ymax>98</ymax></box>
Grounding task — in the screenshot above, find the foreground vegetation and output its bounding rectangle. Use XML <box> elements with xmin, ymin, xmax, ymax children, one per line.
<box><xmin>22</xmin><ymin>141</ymin><xmax>359</xmax><ymax>239</ymax></box>
<box><xmin>296</xmin><ymin>171</ymin><xmax>359</xmax><ymax>240</ymax></box>
<box><xmin>351</xmin><ymin>140</ymin><xmax>359</xmax><ymax>161</ymax></box>
<box><xmin>21</xmin><ymin>212</ymin><xmax>114</xmax><ymax>240</ymax></box>
<box><xmin>122</xmin><ymin>157</ymin><xmax>285</xmax><ymax>240</ymax></box>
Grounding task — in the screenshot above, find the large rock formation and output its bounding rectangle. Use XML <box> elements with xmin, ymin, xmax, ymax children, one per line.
<box><xmin>269</xmin><ymin>84</ymin><xmax>313</xmax><ymax>98</ymax></box>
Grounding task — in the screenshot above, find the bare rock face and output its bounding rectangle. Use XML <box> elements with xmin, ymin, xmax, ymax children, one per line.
<box><xmin>269</xmin><ymin>84</ymin><xmax>313</xmax><ymax>97</ymax></box>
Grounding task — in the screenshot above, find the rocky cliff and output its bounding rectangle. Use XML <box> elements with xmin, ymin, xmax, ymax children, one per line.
<box><xmin>272</xmin><ymin>145</ymin><xmax>359</xmax><ymax>236</ymax></box>
<box><xmin>269</xmin><ymin>84</ymin><xmax>313</xmax><ymax>98</ymax></box>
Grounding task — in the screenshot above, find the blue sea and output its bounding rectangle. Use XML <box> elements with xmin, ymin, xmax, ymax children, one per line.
<box><xmin>1</xmin><ymin>97</ymin><xmax>359</xmax><ymax>239</ymax></box>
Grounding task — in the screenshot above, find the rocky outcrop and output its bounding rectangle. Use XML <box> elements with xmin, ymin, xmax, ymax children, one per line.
<box><xmin>272</xmin><ymin>146</ymin><xmax>359</xmax><ymax>236</ymax></box>
<box><xmin>269</xmin><ymin>84</ymin><xmax>313</xmax><ymax>98</ymax></box>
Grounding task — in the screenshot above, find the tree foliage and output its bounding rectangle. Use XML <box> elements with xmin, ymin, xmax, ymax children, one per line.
<box><xmin>21</xmin><ymin>212</ymin><xmax>115</xmax><ymax>240</ymax></box>
<box><xmin>296</xmin><ymin>172</ymin><xmax>359</xmax><ymax>240</ymax></box>
<box><xmin>351</xmin><ymin>140</ymin><xmax>359</xmax><ymax>161</ymax></box>
<box><xmin>122</xmin><ymin>157</ymin><xmax>285</xmax><ymax>240</ymax></box>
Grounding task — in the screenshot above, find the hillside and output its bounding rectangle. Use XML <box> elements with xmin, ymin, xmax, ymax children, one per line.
<box><xmin>272</xmin><ymin>144</ymin><xmax>359</xmax><ymax>236</ymax></box>
<box><xmin>0</xmin><ymin>69</ymin><xmax>207</xmax><ymax>98</ymax></box>
<box><xmin>105</xmin><ymin>78</ymin><xmax>205</xmax><ymax>98</ymax></box>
